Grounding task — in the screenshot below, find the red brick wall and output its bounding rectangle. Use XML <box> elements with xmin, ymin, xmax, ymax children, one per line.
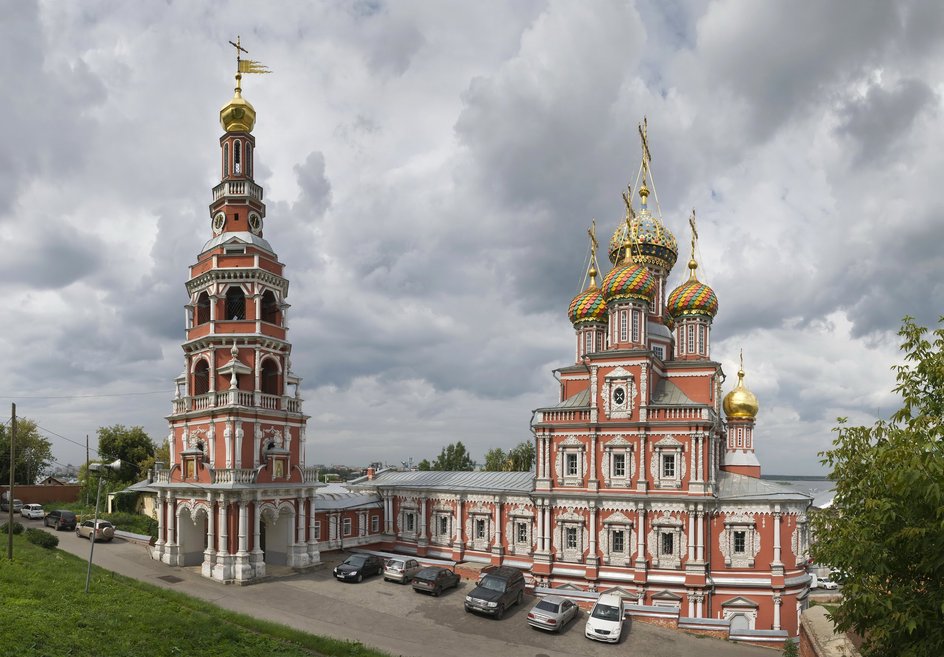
<box><xmin>2</xmin><ymin>484</ymin><xmax>81</xmax><ymax>506</ymax></box>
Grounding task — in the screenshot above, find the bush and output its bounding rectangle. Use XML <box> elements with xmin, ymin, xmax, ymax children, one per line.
<box><xmin>0</xmin><ymin>521</ymin><xmax>24</xmax><ymax>535</ymax></box>
<box><xmin>25</xmin><ymin>528</ymin><xmax>58</xmax><ymax>549</ymax></box>
<box><xmin>102</xmin><ymin>511</ymin><xmax>158</xmax><ymax>538</ymax></box>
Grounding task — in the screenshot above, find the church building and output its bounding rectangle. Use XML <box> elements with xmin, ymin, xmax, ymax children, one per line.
<box><xmin>150</xmin><ymin>54</ymin><xmax>811</xmax><ymax>645</ymax></box>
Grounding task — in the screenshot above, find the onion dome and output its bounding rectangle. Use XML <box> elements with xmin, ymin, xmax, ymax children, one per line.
<box><xmin>601</xmin><ymin>259</ymin><xmax>656</xmax><ymax>304</ymax></box>
<box><xmin>723</xmin><ymin>364</ymin><xmax>759</xmax><ymax>419</ymax></box>
<box><xmin>608</xmin><ymin>183</ymin><xmax>678</xmax><ymax>272</ymax></box>
<box><xmin>568</xmin><ymin>265</ymin><xmax>607</xmax><ymax>325</ymax></box>
<box><xmin>667</xmin><ymin>259</ymin><xmax>719</xmax><ymax>319</ymax></box>
<box><xmin>220</xmin><ymin>74</ymin><xmax>257</xmax><ymax>133</ymax></box>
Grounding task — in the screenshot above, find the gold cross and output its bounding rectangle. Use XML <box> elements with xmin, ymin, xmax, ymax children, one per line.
<box><xmin>638</xmin><ymin>116</ymin><xmax>652</xmax><ymax>173</ymax></box>
<box><xmin>228</xmin><ymin>36</ymin><xmax>249</xmax><ymax>62</ymax></box>
<box><xmin>689</xmin><ymin>208</ymin><xmax>698</xmax><ymax>260</ymax></box>
<box><xmin>587</xmin><ymin>220</ymin><xmax>598</xmax><ymax>258</ymax></box>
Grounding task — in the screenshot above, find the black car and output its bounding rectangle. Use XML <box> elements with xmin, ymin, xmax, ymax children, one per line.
<box><xmin>44</xmin><ymin>509</ymin><xmax>78</xmax><ymax>531</ymax></box>
<box><xmin>333</xmin><ymin>554</ymin><xmax>384</xmax><ymax>582</ymax></box>
<box><xmin>464</xmin><ymin>566</ymin><xmax>526</xmax><ymax>619</ymax></box>
<box><xmin>411</xmin><ymin>566</ymin><xmax>460</xmax><ymax>596</ymax></box>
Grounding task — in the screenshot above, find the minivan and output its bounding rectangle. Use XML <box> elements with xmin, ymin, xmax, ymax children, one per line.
<box><xmin>44</xmin><ymin>509</ymin><xmax>78</xmax><ymax>531</ymax></box>
<box><xmin>584</xmin><ymin>593</ymin><xmax>624</xmax><ymax>643</ymax></box>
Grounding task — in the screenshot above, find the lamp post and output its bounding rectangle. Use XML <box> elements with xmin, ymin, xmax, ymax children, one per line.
<box><xmin>85</xmin><ymin>459</ymin><xmax>122</xmax><ymax>594</ymax></box>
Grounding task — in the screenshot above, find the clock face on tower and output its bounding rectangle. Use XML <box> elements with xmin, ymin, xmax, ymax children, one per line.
<box><xmin>212</xmin><ymin>212</ymin><xmax>225</xmax><ymax>235</ymax></box>
<box><xmin>248</xmin><ymin>212</ymin><xmax>262</xmax><ymax>235</ymax></box>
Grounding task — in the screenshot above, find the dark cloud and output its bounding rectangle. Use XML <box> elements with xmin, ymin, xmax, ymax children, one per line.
<box><xmin>836</xmin><ymin>78</ymin><xmax>936</xmax><ymax>165</ymax></box>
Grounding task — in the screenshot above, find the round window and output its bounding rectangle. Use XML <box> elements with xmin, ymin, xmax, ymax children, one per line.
<box><xmin>613</xmin><ymin>387</ymin><xmax>625</xmax><ymax>405</ymax></box>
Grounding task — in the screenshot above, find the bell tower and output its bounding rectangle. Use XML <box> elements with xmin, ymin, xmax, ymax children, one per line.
<box><xmin>151</xmin><ymin>41</ymin><xmax>321</xmax><ymax>583</ymax></box>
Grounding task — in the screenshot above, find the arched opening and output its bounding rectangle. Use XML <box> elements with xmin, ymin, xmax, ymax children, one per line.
<box><xmin>226</xmin><ymin>287</ymin><xmax>246</xmax><ymax>320</ymax></box>
<box><xmin>262</xmin><ymin>508</ymin><xmax>291</xmax><ymax>566</ymax></box>
<box><xmin>246</xmin><ymin>143</ymin><xmax>252</xmax><ymax>178</ymax></box>
<box><xmin>260</xmin><ymin>359</ymin><xmax>280</xmax><ymax>396</ymax></box>
<box><xmin>223</xmin><ymin>143</ymin><xmax>229</xmax><ymax>178</ymax></box>
<box><xmin>178</xmin><ymin>507</ymin><xmax>208</xmax><ymax>567</ymax></box>
<box><xmin>193</xmin><ymin>360</ymin><xmax>210</xmax><ymax>396</ymax></box>
<box><xmin>234</xmin><ymin>140</ymin><xmax>242</xmax><ymax>174</ymax></box>
<box><xmin>195</xmin><ymin>292</ymin><xmax>210</xmax><ymax>325</ymax></box>
<box><xmin>260</xmin><ymin>290</ymin><xmax>280</xmax><ymax>324</ymax></box>
<box><xmin>729</xmin><ymin>614</ymin><xmax>750</xmax><ymax>633</ymax></box>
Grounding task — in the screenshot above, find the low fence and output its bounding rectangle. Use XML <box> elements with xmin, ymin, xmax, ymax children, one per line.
<box><xmin>1</xmin><ymin>484</ymin><xmax>82</xmax><ymax>506</ymax></box>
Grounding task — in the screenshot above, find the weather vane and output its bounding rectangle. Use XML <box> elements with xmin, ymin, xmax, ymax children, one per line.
<box><xmin>228</xmin><ymin>35</ymin><xmax>271</xmax><ymax>75</ymax></box>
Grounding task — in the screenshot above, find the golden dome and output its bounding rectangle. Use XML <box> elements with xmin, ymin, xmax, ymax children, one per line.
<box><xmin>723</xmin><ymin>365</ymin><xmax>759</xmax><ymax>419</ymax></box>
<box><xmin>220</xmin><ymin>74</ymin><xmax>256</xmax><ymax>133</ymax></box>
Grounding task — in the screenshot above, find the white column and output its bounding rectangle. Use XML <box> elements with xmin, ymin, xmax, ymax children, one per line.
<box><xmin>545</xmin><ymin>506</ymin><xmax>553</xmax><ymax>552</ymax></box>
<box><xmin>296</xmin><ymin>499</ymin><xmax>305</xmax><ymax>544</ymax></box>
<box><xmin>589</xmin><ymin>434</ymin><xmax>597</xmax><ymax>485</ymax></box>
<box><xmin>166</xmin><ymin>495</ymin><xmax>176</xmax><ymax>546</ymax></box>
<box><xmin>308</xmin><ymin>496</ymin><xmax>317</xmax><ymax>545</ymax></box>
<box><xmin>536</xmin><ymin>502</ymin><xmax>545</xmax><ymax>552</ymax></box>
<box><xmin>773</xmin><ymin>509</ymin><xmax>782</xmax><ymax>566</ymax></box>
<box><xmin>155</xmin><ymin>496</ymin><xmax>165</xmax><ymax>547</ymax></box>
<box><xmin>238</xmin><ymin>500</ymin><xmax>248</xmax><ymax>554</ymax></box>
<box><xmin>635</xmin><ymin>507</ymin><xmax>646</xmax><ymax>565</ymax></box>
<box><xmin>687</xmin><ymin>509</ymin><xmax>695</xmax><ymax>562</ymax></box>
<box><xmin>420</xmin><ymin>497</ymin><xmax>427</xmax><ymax>541</ymax></box>
<box><xmin>638</xmin><ymin>434</ymin><xmax>647</xmax><ymax>490</ymax></box>
<box><xmin>588</xmin><ymin>503</ymin><xmax>597</xmax><ymax>561</ymax></box>
<box><xmin>252</xmin><ymin>499</ymin><xmax>262</xmax><ymax>555</ymax></box>
<box><xmin>218</xmin><ymin>499</ymin><xmax>228</xmax><ymax>555</ymax></box>
<box><xmin>696</xmin><ymin>508</ymin><xmax>705</xmax><ymax>562</ymax></box>
<box><xmin>773</xmin><ymin>594</ymin><xmax>782</xmax><ymax>630</ymax></box>
<box><xmin>493</xmin><ymin>499</ymin><xmax>501</xmax><ymax>547</ymax></box>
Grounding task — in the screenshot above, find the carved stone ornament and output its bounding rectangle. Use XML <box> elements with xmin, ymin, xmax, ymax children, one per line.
<box><xmin>601</xmin><ymin>367</ymin><xmax>637</xmax><ymax>420</ymax></box>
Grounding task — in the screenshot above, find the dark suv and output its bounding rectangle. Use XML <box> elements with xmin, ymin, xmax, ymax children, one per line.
<box><xmin>44</xmin><ymin>510</ymin><xmax>78</xmax><ymax>531</ymax></box>
<box><xmin>464</xmin><ymin>566</ymin><xmax>526</xmax><ymax>619</ymax></box>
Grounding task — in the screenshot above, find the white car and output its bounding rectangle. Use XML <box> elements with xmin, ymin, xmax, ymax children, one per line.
<box><xmin>819</xmin><ymin>579</ymin><xmax>839</xmax><ymax>590</ymax></box>
<box><xmin>20</xmin><ymin>504</ymin><xmax>45</xmax><ymax>520</ymax></box>
<box><xmin>584</xmin><ymin>593</ymin><xmax>624</xmax><ymax>643</ymax></box>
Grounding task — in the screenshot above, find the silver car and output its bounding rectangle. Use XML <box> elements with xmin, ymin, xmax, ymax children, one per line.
<box><xmin>527</xmin><ymin>595</ymin><xmax>580</xmax><ymax>632</ymax></box>
<box><xmin>383</xmin><ymin>557</ymin><xmax>423</xmax><ymax>583</ymax></box>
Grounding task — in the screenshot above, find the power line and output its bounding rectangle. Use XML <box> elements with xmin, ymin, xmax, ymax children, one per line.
<box><xmin>0</xmin><ymin>390</ymin><xmax>168</xmax><ymax>400</ymax></box>
<box><xmin>35</xmin><ymin>425</ymin><xmax>100</xmax><ymax>455</ymax></box>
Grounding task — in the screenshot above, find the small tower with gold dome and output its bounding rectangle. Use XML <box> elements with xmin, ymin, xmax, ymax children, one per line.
<box><xmin>666</xmin><ymin>211</ymin><xmax>718</xmax><ymax>360</ymax></box>
<box><xmin>721</xmin><ymin>353</ymin><xmax>761</xmax><ymax>478</ymax></box>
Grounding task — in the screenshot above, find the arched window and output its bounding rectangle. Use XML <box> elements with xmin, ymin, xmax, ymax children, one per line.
<box><xmin>260</xmin><ymin>290</ymin><xmax>279</xmax><ymax>324</ymax></box>
<box><xmin>223</xmin><ymin>143</ymin><xmax>229</xmax><ymax>177</ymax></box>
<box><xmin>260</xmin><ymin>359</ymin><xmax>280</xmax><ymax>396</ymax></box>
<box><xmin>195</xmin><ymin>292</ymin><xmax>210</xmax><ymax>325</ymax></box>
<box><xmin>234</xmin><ymin>140</ymin><xmax>242</xmax><ymax>174</ymax></box>
<box><xmin>193</xmin><ymin>360</ymin><xmax>210</xmax><ymax>396</ymax></box>
<box><xmin>225</xmin><ymin>287</ymin><xmax>246</xmax><ymax>320</ymax></box>
<box><xmin>246</xmin><ymin>143</ymin><xmax>252</xmax><ymax>178</ymax></box>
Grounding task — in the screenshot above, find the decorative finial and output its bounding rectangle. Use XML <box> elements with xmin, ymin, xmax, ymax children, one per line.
<box><xmin>227</xmin><ymin>36</ymin><xmax>271</xmax><ymax>95</ymax></box>
<box><xmin>231</xmin><ymin>340</ymin><xmax>239</xmax><ymax>358</ymax></box>
<box><xmin>687</xmin><ymin>208</ymin><xmax>699</xmax><ymax>279</ymax></box>
<box><xmin>638</xmin><ymin>117</ymin><xmax>652</xmax><ymax>208</ymax></box>
<box><xmin>587</xmin><ymin>220</ymin><xmax>600</xmax><ymax>288</ymax></box>
<box><xmin>739</xmin><ymin>349</ymin><xmax>745</xmax><ymax>377</ymax></box>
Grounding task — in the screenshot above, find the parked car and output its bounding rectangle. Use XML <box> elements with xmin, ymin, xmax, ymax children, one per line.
<box><xmin>384</xmin><ymin>557</ymin><xmax>423</xmax><ymax>584</ymax></box>
<box><xmin>584</xmin><ymin>594</ymin><xmax>624</xmax><ymax>643</ymax></box>
<box><xmin>464</xmin><ymin>566</ymin><xmax>526</xmax><ymax>619</ymax></box>
<box><xmin>818</xmin><ymin>578</ymin><xmax>839</xmax><ymax>590</ymax></box>
<box><xmin>411</xmin><ymin>566</ymin><xmax>460</xmax><ymax>596</ymax></box>
<box><xmin>527</xmin><ymin>595</ymin><xmax>580</xmax><ymax>633</ymax></box>
<box><xmin>0</xmin><ymin>498</ymin><xmax>23</xmax><ymax>513</ymax></box>
<box><xmin>43</xmin><ymin>509</ymin><xmax>78</xmax><ymax>531</ymax></box>
<box><xmin>333</xmin><ymin>554</ymin><xmax>384</xmax><ymax>582</ymax></box>
<box><xmin>20</xmin><ymin>504</ymin><xmax>45</xmax><ymax>519</ymax></box>
<box><xmin>76</xmin><ymin>519</ymin><xmax>115</xmax><ymax>542</ymax></box>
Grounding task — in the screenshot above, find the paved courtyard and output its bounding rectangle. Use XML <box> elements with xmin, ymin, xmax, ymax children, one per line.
<box><xmin>51</xmin><ymin>527</ymin><xmax>775</xmax><ymax>657</ymax></box>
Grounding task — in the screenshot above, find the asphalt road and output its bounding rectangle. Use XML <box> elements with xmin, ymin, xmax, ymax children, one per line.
<box><xmin>40</xmin><ymin>521</ymin><xmax>774</xmax><ymax>657</ymax></box>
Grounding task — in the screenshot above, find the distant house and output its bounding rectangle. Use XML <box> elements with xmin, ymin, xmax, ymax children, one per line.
<box><xmin>38</xmin><ymin>476</ymin><xmax>67</xmax><ymax>486</ymax></box>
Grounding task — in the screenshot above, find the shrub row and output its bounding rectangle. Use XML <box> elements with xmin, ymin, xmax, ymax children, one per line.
<box><xmin>25</xmin><ymin>528</ymin><xmax>58</xmax><ymax>549</ymax></box>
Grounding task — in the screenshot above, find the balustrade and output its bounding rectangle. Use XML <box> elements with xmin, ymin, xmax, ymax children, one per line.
<box><xmin>211</xmin><ymin>468</ymin><xmax>257</xmax><ymax>484</ymax></box>
<box><xmin>171</xmin><ymin>392</ymin><xmax>304</xmax><ymax>414</ymax></box>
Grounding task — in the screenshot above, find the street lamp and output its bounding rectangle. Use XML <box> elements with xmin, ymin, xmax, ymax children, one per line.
<box><xmin>85</xmin><ymin>459</ymin><xmax>122</xmax><ymax>594</ymax></box>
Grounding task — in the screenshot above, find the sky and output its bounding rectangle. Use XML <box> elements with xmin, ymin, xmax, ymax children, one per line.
<box><xmin>3</xmin><ymin>0</ymin><xmax>943</xmax><ymax>476</ymax></box>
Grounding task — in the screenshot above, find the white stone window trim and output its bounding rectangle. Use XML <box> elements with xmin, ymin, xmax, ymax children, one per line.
<box><xmin>431</xmin><ymin>511</ymin><xmax>453</xmax><ymax>545</ymax></box>
<box><xmin>720</xmin><ymin>514</ymin><xmax>761</xmax><ymax>568</ymax></box>
<box><xmin>465</xmin><ymin>507</ymin><xmax>492</xmax><ymax>552</ymax></box>
<box><xmin>651</xmin><ymin>435</ymin><xmax>685</xmax><ymax>489</ymax></box>
<box><xmin>554</xmin><ymin>436</ymin><xmax>587</xmax><ymax>487</ymax></box>
<box><xmin>792</xmin><ymin>514</ymin><xmax>810</xmax><ymax>565</ymax></box>
<box><xmin>504</xmin><ymin>509</ymin><xmax>534</xmax><ymax>555</ymax></box>
<box><xmin>553</xmin><ymin>509</ymin><xmax>588</xmax><ymax>563</ymax></box>
<box><xmin>602</xmin><ymin>367</ymin><xmax>636</xmax><ymax>420</ymax></box>
<box><xmin>602</xmin><ymin>435</ymin><xmax>635</xmax><ymax>488</ymax></box>
<box><xmin>598</xmin><ymin>511</ymin><xmax>634</xmax><ymax>566</ymax></box>
<box><xmin>647</xmin><ymin>514</ymin><xmax>686</xmax><ymax>569</ymax></box>
<box><xmin>398</xmin><ymin>503</ymin><xmax>418</xmax><ymax>540</ymax></box>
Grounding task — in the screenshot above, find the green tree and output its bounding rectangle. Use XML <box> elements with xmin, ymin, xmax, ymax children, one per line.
<box><xmin>0</xmin><ymin>418</ymin><xmax>53</xmax><ymax>484</ymax></box>
<box><xmin>811</xmin><ymin>317</ymin><xmax>944</xmax><ymax>657</ymax></box>
<box><xmin>430</xmin><ymin>441</ymin><xmax>474</xmax><ymax>471</ymax></box>
<box><xmin>96</xmin><ymin>425</ymin><xmax>155</xmax><ymax>483</ymax></box>
<box><xmin>138</xmin><ymin>440</ymin><xmax>171</xmax><ymax>478</ymax></box>
<box><xmin>483</xmin><ymin>448</ymin><xmax>507</xmax><ymax>471</ymax></box>
<box><xmin>417</xmin><ymin>459</ymin><xmax>431</xmax><ymax>471</ymax></box>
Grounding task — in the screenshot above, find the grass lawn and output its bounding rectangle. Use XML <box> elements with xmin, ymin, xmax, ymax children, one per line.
<box><xmin>0</xmin><ymin>535</ymin><xmax>392</xmax><ymax>657</ymax></box>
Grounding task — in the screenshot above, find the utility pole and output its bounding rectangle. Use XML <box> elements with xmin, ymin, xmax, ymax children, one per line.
<box><xmin>85</xmin><ymin>435</ymin><xmax>90</xmax><ymax>506</ymax></box>
<box><xmin>7</xmin><ymin>403</ymin><xmax>15</xmax><ymax>560</ymax></box>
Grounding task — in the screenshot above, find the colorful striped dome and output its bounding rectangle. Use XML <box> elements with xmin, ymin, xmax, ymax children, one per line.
<box><xmin>667</xmin><ymin>260</ymin><xmax>718</xmax><ymax>319</ymax></box>
<box><xmin>608</xmin><ymin>208</ymin><xmax>678</xmax><ymax>273</ymax></box>
<box><xmin>601</xmin><ymin>261</ymin><xmax>656</xmax><ymax>304</ymax></box>
<box><xmin>568</xmin><ymin>287</ymin><xmax>607</xmax><ymax>325</ymax></box>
